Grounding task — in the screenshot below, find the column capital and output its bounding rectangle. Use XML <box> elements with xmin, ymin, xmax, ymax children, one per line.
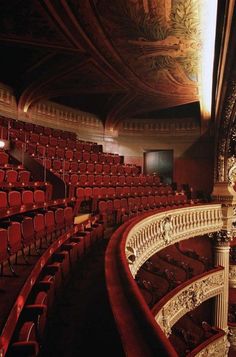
<box><xmin>209</xmin><ymin>230</ymin><xmax>233</xmax><ymax>246</ymax></box>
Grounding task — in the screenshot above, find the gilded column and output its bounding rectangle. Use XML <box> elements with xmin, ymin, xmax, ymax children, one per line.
<box><xmin>212</xmin><ymin>230</ymin><xmax>231</xmax><ymax>331</ymax></box>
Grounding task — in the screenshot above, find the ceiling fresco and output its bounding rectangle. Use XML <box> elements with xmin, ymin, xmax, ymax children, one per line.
<box><xmin>94</xmin><ymin>0</ymin><xmax>201</xmax><ymax>91</ymax></box>
<box><xmin>0</xmin><ymin>0</ymin><xmax>209</xmax><ymax>128</ymax></box>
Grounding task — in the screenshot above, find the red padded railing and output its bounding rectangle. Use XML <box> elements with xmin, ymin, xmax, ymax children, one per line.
<box><xmin>0</xmin><ymin>224</ymin><xmax>80</xmax><ymax>356</ymax></box>
<box><xmin>106</xmin><ymin>207</ymin><xmax>178</xmax><ymax>357</ymax></box>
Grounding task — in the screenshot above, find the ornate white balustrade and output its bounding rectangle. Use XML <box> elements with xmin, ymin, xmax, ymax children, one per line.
<box><xmin>154</xmin><ymin>268</ymin><xmax>224</xmax><ymax>336</ymax></box>
<box><xmin>125</xmin><ymin>205</ymin><xmax>223</xmax><ymax>277</ymax></box>
<box><xmin>229</xmin><ymin>264</ymin><xmax>236</xmax><ymax>288</ymax></box>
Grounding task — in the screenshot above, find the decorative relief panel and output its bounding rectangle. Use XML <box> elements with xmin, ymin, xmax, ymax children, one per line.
<box><xmin>121</xmin><ymin>117</ymin><xmax>199</xmax><ymax>135</ymax></box>
<box><xmin>16</xmin><ymin>100</ymin><xmax>104</xmax><ymax>136</ymax></box>
<box><xmin>229</xmin><ymin>264</ymin><xmax>236</xmax><ymax>288</ymax></box>
<box><xmin>229</xmin><ymin>326</ymin><xmax>236</xmax><ymax>350</ymax></box>
<box><xmin>155</xmin><ymin>269</ymin><xmax>224</xmax><ymax>336</ymax></box>
<box><xmin>125</xmin><ymin>204</ymin><xmax>223</xmax><ymax>277</ymax></box>
<box><xmin>194</xmin><ymin>334</ymin><xmax>229</xmax><ymax>357</ymax></box>
<box><xmin>216</xmin><ymin>80</ymin><xmax>236</xmax><ymax>183</ymax></box>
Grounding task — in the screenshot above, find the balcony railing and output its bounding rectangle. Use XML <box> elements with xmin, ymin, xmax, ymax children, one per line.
<box><xmin>106</xmin><ymin>204</ymin><xmax>225</xmax><ymax>357</ymax></box>
<box><xmin>124</xmin><ymin>204</ymin><xmax>223</xmax><ymax>277</ymax></box>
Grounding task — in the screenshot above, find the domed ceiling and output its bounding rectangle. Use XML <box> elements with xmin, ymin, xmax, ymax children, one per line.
<box><xmin>0</xmin><ymin>0</ymin><xmax>217</xmax><ymax>128</ymax></box>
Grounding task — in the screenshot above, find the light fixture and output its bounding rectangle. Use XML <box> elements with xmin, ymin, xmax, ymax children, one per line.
<box><xmin>0</xmin><ymin>140</ymin><xmax>6</xmax><ymax>149</ymax></box>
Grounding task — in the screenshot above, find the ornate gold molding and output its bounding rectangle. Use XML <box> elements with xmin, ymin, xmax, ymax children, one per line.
<box><xmin>229</xmin><ymin>326</ymin><xmax>236</xmax><ymax>350</ymax></box>
<box><xmin>229</xmin><ymin>264</ymin><xmax>236</xmax><ymax>288</ymax></box>
<box><xmin>194</xmin><ymin>334</ymin><xmax>229</xmax><ymax>357</ymax></box>
<box><xmin>154</xmin><ymin>269</ymin><xmax>224</xmax><ymax>336</ymax></box>
<box><xmin>125</xmin><ymin>205</ymin><xmax>223</xmax><ymax>277</ymax></box>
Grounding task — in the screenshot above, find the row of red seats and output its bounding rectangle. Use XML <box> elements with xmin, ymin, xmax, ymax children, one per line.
<box><xmin>62</xmin><ymin>174</ymin><xmax>160</xmax><ymax>187</ymax></box>
<box><xmin>76</xmin><ymin>185</ymin><xmax>174</xmax><ymax>201</ymax></box>
<box><xmin>0</xmin><ymin>169</ymin><xmax>31</xmax><ymax>184</ymax></box>
<box><xmin>0</xmin><ymin>116</ymin><xmax>77</xmax><ymax>140</ymax></box>
<box><xmin>36</xmin><ymin>159</ymin><xmax>137</xmax><ymax>176</ymax></box>
<box><xmin>13</xmin><ymin>135</ymin><xmax>101</xmax><ymax>153</ymax></box>
<box><xmin>0</xmin><ymin>189</ymin><xmax>47</xmax><ymax>211</ymax></box>
<box><xmin>6</xmin><ymin>217</ymin><xmax>104</xmax><ymax>356</ymax></box>
<box><xmin>30</xmin><ymin>146</ymin><xmax>120</xmax><ymax>163</ymax></box>
<box><xmin>97</xmin><ymin>194</ymin><xmax>188</xmax><ymax>226</ymax></box>
<box><xmin>0</xmin><ymin>206</ymin><xmax>74</xmax><ymax>276</ymax></box>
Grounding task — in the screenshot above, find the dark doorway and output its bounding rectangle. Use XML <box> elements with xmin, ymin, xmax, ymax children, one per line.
<box><xmin>144</xmin><ymin>150</ymin><xmax>173</xmax><ymax>184</ymax></box>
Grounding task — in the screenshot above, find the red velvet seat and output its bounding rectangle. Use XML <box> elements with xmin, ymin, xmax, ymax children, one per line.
<box><xmin>84</xmin><ymin>187</ymin><xmax>93</xmax><ymax>200</ymax></box>
<box><xmin>44</xmin><ymin>126</ymin><xmax>52</xmax><ymax>136</ymax></box>
<box><xmin>78</xmin><ymin>174</ymin><xmax>87</xmax><ymax>186</ymax></box>
<box><xmin>64</xmin><ymin>206</ymin><xmax>74</xmax><ymax>228</ymax></box>
<box><xmin>21</xmin><ymin>217</ymin><xmax>36</xmax><ymax>251</ymax></box>
<box><xmin>113</xmin><ymin>155</ymin><xmax>121</xmax><ymax>164</ymax></box>
<box><xmin>9</xmin><ymin>321</ymin><xmax>39</xmax><ymax>357</ymax></box>
<box><xmin>93</xmin><ymin>187</ymin><xmax>102</xmax><ymax>199</ymax></box>
<box><xmin>46</xmin><ymin>146</ymin><xmax>55</xmax><ymax>158</ymax></box>
<box><xmin>39</xmin><ymin>134</ymin><xmax>49</xmax><ymax>146</ymax></box>
<box><xmin>98</xmin><ymin>200</ymin><xmax>108</xmax><ymax>225</ymax></box>
<box><xmin>107</xmin><ymin>187</ymin><xmax>116</xmax><ymax>199</ymax></box>
<box><xmin>65</xmin><ymin>149</ymin><xmax>73</xmax><ymax>161</ymax></box>
<box><xmin>70</xmin><ymin>173</ymin><xmax>79</xmax><ymax>185</ymax></box>
<box><xmin>94</xmin><ymin>174</ymin><xmax>102</xmax><ymax>186</ymax></box>
<box><xmin>34</xmin><ymin>125</ymin><xmax>44</xmax><ymax>134</ymax></box>
<box><xmin>54</xmin><ymin>208</ymin><xmax>65</xmax><ymax>234</ymax></box>
<box><xmin>52</xmin><ymin>159</ymin><xmax>61</xmax><ymax>171</ymax></box>
<box><xmin>131</xmin><ymin>186</ymin><xmax>138</xmax><ymax>197</ymax></box>
<box><xmin>95</xmin><ymin>163</ymin><xmax>103</xmax><ymax>174</ymax></box>
<box><xmin>70</xmin><ymin>161</ymin><xmax>79</xmax><ymax>172</ymax></box>
<box><xmin>87</xmin><ymin>163</ymin><xmax>94</xmax><ymax>173</ymax></box>
<box><xmin>6</xmin><ymin>169</ymin><xmax>18</xmax><ymax>183</ymax></box>
<box><xmin>30</xmin><ymin>132</ymin><xmax>39</xmax><ymax>143</ymax></box>
<box><xmin>8</xmin><ymin>190</ymin><xmax>22</xmax><ymax>207</ymax></box>
<box><xmin>18</xmin><ymin>170</ymin><xmax>31</xmax><ymax>184</ymax></box>
<box><xmin>49</xmin><ymin>136</ymin><xmax>57</xmax><ymax>147</ymax></box>
<box><xmin>55</xmin><ymin>147</ymin><xmax>64</xmax><ymax>159</ymax></box>
<box><xmin>0</xmin><ymin>191</ymin><xmax>8</xmax><ymax>209</ymax></box>
<box><xmin>34</xmin><ymin>190</ymin><xmax>46</xmax><ymax>205</ymax></box>
<box><xmin>23</xmin><ymin>291</ymin><xmax>48</xmax><ymax>343</ymax></box>
<box><xmin>58</xmin><ymin>139</ymin><xmax>66</xmax><ymax>148</ymax></box>
<box><xmin>7</xmin><ymin>221</ymin><xmax>23</xmax><ymax>273</ymax></box>
<box><xmin>101</xmin><ymin>175</ymin><xmax>110</xmax><ymax>186</ymax></box>
<box><xmin>103</xmin><ymin>164</ymin><xmax>110</xmax><ymax>175</ymax></box>
<box><xmin>44</xmin><ymin>210</ymin><xmax>56</xmax><ymax>243</ymax></box>
<box><xmin>90</xmin><ymin>152</ymin><xmax>98</xmax><ymax>163</ymax></box>
<box><xmin>110</xmin><ymin>165</ymin><xmax>117</xmax><ymax>175</ymax></box>
<box><xmin>87</xmin><ymin>174</ymin><xmax>95</xmax><ymax>186</ymax></box>
<box><xmin>34</xmin><ymin>213</ymin><xmax>46</xmax><ymax>248</ymax></box>
<box><xmin>66</xmin><ymin>139</ymin><xmax>76</xmax><ymax>149</ymax></box>
<box><xmin>101</xmin><ymin>187</ymin><xmax>108</xmax><ymax>199</ymax></box>
<box><xmin>0</xmin><ymin>151</ymin><xmax>8</xmax><ymax>166</ymax></box>
<box><xmin>82</xmin><ymin>151</ymin><xmax>90</xmax><ymax>162</ymax></box>
<box><xmin>113</xmin><ymin>199</ymin><xmax>122</xmax><ymax>224</ymax></box>
<box><xmin>123</xmin><ymin>186</ymin><xmax>131</xmax><ymax>197</ymax></box>
<box><xmin>0</xmin><ymin>168</ymin><xmax>5</xmax><ymax>183</ymax></box>
<box><xmin>73</xmin><ymin>151</ymin><xmax>82</xmax><ymax>161</ymax></box>
<box><xmin>0</xmin><ymin>228</ymin><xmax>8</xmax><ymax>275</ymax></box>
<box><xmin>22</xmin><ymin>190</ymin><xmax>34</xmax><ymax>207</ymax></box>
<box><xmin>78</xmin><ymin>162</ymin><xmax>86</xmax><ymax>174</ymax></box>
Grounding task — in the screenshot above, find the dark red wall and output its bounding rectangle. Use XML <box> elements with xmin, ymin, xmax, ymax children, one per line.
<box><xmin>174</xmin><ymin>158</ymin><xmax>214</xmax><ymax>195</ymax></box>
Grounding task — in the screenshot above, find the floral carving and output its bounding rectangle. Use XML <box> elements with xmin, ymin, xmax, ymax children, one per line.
<box><xmin>156</xmin><ymin>270</ymin><xmax>224</xmax><ymax>335</ymax></box>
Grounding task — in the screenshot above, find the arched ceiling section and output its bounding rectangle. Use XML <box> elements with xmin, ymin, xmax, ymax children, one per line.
<box><xmin>0</xmin><ymin>0</ymin><xmax>219</xmax><ymax>128</ymax></box>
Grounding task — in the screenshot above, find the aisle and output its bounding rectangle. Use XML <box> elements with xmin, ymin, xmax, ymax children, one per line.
<box><xmin>40</xmin><ymin>239</ymin><xmax>125</xmax><ymax>357</ymax></box>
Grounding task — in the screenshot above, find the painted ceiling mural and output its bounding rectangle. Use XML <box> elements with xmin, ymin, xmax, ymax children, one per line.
<box><xmin>94</xmin><ymin>0</ymin><xmax>201</xmax><ymax>93</ymax></box>
<box><xmin>0</xmin><ymin>0</ymin><xmax>203</xmax><ymax>127</ymax></box>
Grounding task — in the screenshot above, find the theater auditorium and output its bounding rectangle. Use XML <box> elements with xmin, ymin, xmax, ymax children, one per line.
<box><xmin>0</xmin><ymin>1</ymin><xmax>236</xmax><ymax>356</ymax></box>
